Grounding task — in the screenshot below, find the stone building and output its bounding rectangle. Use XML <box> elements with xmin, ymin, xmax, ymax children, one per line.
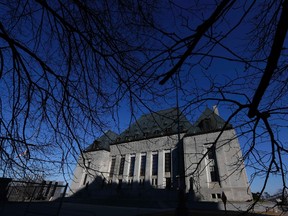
<box><xmin>70</xmin><ymin>107</ymin><xmax>252</xmax><ymax>202</ymax></box>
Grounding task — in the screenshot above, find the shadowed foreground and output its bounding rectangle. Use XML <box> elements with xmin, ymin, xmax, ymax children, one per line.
<box><xmin>0</xmin><ymin>201</ymin><xmax>287</xmax><ymax>216</ymax></box>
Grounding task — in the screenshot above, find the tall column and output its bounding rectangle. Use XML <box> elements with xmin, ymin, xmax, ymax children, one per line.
<box><xmin>158</xmin><ymin>150</ymin><xmax>164</xmax><ymax>188</ymax></box>
<box><xmin>145</xmin><ymin>151</ymin><xmax>152</xmax><ymax>184</ymax></box>
<box><xmin>123</xmin><ymin>154</ymin><xmax>130</xmax><ymax>183</ymax></box>
<box><xmin>134</xmin><ymin>153</ymin><xmax>141</xmax><ymax>182</ymax></box>
<box><xmin>114</xmin><ymin>155</ymin><xmax>121</xmax><ymax>182</ymax></box>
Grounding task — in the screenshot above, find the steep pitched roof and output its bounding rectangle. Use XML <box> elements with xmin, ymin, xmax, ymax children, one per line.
<box><xmin>115</xmin><ymin>108</ymin><xmax>193</xmax><ymax>143</ymax></box>
<box><xmin>187</xmin><ymin>108</ymin><xmax>232</xmax><ymax>135</ymax></box>
<box><xmin>85</xmin><ymin>130</ymin><xmax>118</xmax><ymax>152</ymax></box>
<box><xmin>85</xmin><ymin>107</ymin><xmax>232</xmax><ymax>149</ymax></box>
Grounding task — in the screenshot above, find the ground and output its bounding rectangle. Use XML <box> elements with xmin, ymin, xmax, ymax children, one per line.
<box><xmin>0</xmin><ymin>201</ymin><xmax>287</xmax><ymax>216</ymax></box>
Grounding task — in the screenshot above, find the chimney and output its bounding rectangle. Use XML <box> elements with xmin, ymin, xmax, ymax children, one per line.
<box><xmin>213</xmin><ymin>105</ymin><xmax>219</xmax><ymax>116</ymax></box>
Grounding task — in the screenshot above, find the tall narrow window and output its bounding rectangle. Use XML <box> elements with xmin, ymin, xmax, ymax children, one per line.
<box><xmin>152</xmin><ymin>178</ymin><xmax>158</xmax><ymax>186</ymax></box>
<box><xmin>165</xmin><ymin>152</ymin><xmax>171</xmax><ymax>172</ymax></box>
<box><xmin>129</xmin><ymin>156</ymin><xmax>135</xmax><ymax>177</ymax></box>
<box><xmin>140</xmin><ymin>155</ymin><xmax>146</xmax><ymax>176</ymax></box>
<box><xmin>119</xmin><ymin>156</ymin><xmax>125</xmax><ymax>175</ymax></box>
<box><xmin>207</xmin><ymin>147</ymin><xmax>219</xmax><ymax>182</ymax></box>
<box><xmin>83</xmin><ymin>160</ymin><xmax>91</xmax><ymax>185</ymax></box>
<box><xmin>83</xmin><ymin>174</ymin><xmax>88</xmax><ymax>185</ymax></box>
<box><xmin>210</xmin><ymin>166</ymin><xmax>219</xmax><ymax>182</ymax></box>
<box><xmin>199</xmin><ymin>118</ymin><xmax>212</xmax><ymax>131</ymax></box>
<box><xmin>109</xmin><ymin>157</ymin><xmax>116</xmax><ymax>177</ymax></box>
<box><xmin>152</xmin><ymin>153</ymin><xmax>158</xmax><ymax>176</ymax></box>
<box><xmin>208</xmin><ymin>147</ymin><xmax>215</xmax><ymax>160</ymax></box>
<box><xmin>166</xmin><ymin>177</ymin><xmax>171</xmax><ymax>189</ymax></box>
<box><xmin>87</xmin><ymin>161</ymin><xmax>91</xmax><ymax>168</ymax></box>
<box><xmin>118</xmin><ymin>179</ymin><xmax>122</xmax><ymax>189</ymax></box>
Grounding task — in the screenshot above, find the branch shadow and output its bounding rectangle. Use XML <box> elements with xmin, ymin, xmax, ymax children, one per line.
<box><xmin>66</xmin><ymin>175</ymin><xmax>219</xmax><ymax>210</ymax></box>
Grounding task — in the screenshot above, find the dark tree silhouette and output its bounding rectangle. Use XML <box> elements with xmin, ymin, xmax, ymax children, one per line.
<box><xmin>0</xmin><ymin>0</ymin><xmax>288</xmax><ymax>212</ymax></box>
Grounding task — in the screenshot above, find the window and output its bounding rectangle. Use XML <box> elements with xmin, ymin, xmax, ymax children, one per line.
<box><xmin>165</xmin><ymin>152</ymin><xmax>171</xmax><ymax>172</ymax></box>
<box><xmin>211</xmin><ymin>193</ymin><xmax>221</xmax><ymax>199</ymax></box>
<box><xmin>118</xmin><ymin>179</ymin><xmax>122</xmax><ymax>189</ymax></box>
<box><xmin>210</xmin><ymin>168</ymin><xmax>219</xmax><ymax>182</ymax></box>
<box><xmin>210</xmin><ymin>166</ymin><xmax>214</xmax><ymax>172</ymax></box>
<box><xmin>92</xmin><ymin>141</ymin><xmax>98</xmax><ymax>150</ymax></box>
<box><xmin>83</xmin><ymin>160</ymin><xmax>91</xmax><ymax>185</ymax></box>
<box><xmin>189</xmin><ymin>177</ymin><xmax>194</xmax><ymax>192</ymax></box>
<box><xmin>152</xmin><ymin>178</ymin><xmax>157</xmax><ymax>186</ymax></box>
<box><xmin>198</xmin><ymin>118</ymin><xmax>212</xmax><ymax>131</ymax></box>
<box><xmin>165</xmin><ymin>127</ymin><xmax>172</xmax><ymax>133</ymax></box>
<box><xmin>85</xmin><ymin>160</ymin><xmax>91</xmax><ymax>169</ymax></box>
<box><xmin>166</xmin><ymin>177</ymin><xmax>171</xmax><ymax>189</ymax></box>
<box><xmin>128</xmin><ymin>179</ymin><xmax>133</xmax><ymax>186</ymax></box>
<box><xmin>129</xmin><ymin>156</ymin><xmax>135</xmax><ymax>177</ymax></box>
<box><xmin>119</xmin><ymin>156</ymin><xmax>125</xmax><ymax>175</ymax></box>
<box><xmin>140</xmin><ymin>154</ymin><xmax>146</xmax><ymax>176</ymax></box>
<box><xmin>152</xmin><ymin>153</ymin><xmax>158</xmax><ymax>176</ymax></box>
<box><xmin>83</xmin><ymin>174</ymin><xmax>88</xmax><ymax>185</ymax></box>
<box><xmin>207</xmin><ymin>147</ymin><xmax>220</xmax><ymax>182</ymax></box>
<box><xmin>109</xmin><ymin>157</ymin><xmax>116</xmax><ymax>177</ymax></box>
<box><xmin>139</xmin><ymin>178</ymin><xmax>145</xmax><ymax>186</ymax></box>
<box><xmin>154</xmin><ymin>130</ymin><xmax>160</xmax><ymax>135</ymax></box>
<box><xmin>207</xmin><ymin>146</ymin><xmax>215</xmax><ymax>160</ymax></box>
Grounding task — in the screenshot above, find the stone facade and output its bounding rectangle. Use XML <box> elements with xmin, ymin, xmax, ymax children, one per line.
<box><xmin>184</xmin><ymin>129</ymin><xmax>251</xmax><ymax>201</ymax></box>
<box><xmin>70</xmin><ymin>108</ymin><xmax>252</xmax><ymax>202</ymax></box>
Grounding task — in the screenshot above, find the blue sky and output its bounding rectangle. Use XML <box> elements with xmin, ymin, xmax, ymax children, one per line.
<box><xmin>1</xmin><ymin>0</ymin><xmax>287</xmax><ymax>196</ymax></box>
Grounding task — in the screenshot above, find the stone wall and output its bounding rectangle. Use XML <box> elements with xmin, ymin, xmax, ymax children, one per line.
<box><xmin>70</xmin><ymin>129</ymin><xmax>252</xmax><ymax>202</ymax></box>
<box><xmin>183</xmin><ymin>129</ymin><xmax>252</xmax><ymax>201</ymax></box>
